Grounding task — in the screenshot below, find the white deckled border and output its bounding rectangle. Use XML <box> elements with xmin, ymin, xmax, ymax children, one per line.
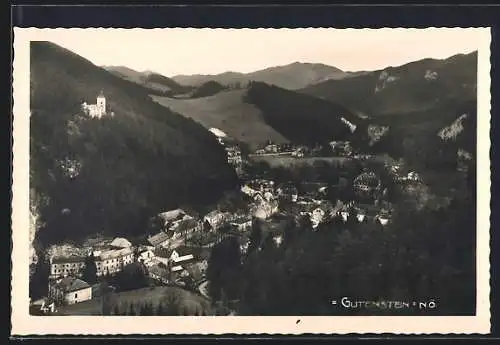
<box><xmin>11</xmin><ymin>27</ymin><xmax>491</xmax><ymax>335</ymax></box>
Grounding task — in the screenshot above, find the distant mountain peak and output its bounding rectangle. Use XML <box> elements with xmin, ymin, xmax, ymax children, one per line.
<box><xmin>171</xmin><ymin>61</ymin><xmax>348</xmax><ymax>90</ymax></box>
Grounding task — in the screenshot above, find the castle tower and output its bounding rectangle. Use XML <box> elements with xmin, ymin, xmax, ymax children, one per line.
<box><xmin>96</xmin><ymin>90</ymin><xmax>106</xmax><ymax>117</ymax></box>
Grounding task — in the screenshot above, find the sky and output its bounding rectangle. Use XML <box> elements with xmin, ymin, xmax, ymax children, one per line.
<box><xmin>36</xmin><ymin>28</ymin><xmax>482</xmax><ymax>77</ymax></box>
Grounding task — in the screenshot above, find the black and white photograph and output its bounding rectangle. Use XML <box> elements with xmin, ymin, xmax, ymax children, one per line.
<box><xmin>12</xmin><ymin>27</ymin><xmax>491</xmax><ymax>335</ymax></box>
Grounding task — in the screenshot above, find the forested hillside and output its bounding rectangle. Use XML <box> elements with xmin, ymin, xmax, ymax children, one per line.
<box><xmin>30</xmin><ymin>41</ymin><xmax>238</xmax><ymax>247</ymax></box>
<box><xmin>301</xmin><ymin>51</ymin><xmax>477</xmax><ymax>117</ymax></box>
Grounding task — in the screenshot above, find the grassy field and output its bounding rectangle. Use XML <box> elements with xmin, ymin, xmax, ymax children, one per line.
<box><xmin>53</xmin><ymin>285</ymin><xmax>211</xmax><ymax>316</ymax></box>
<box><xmin>151</xmin><ymin>90</ymin><xmax>289</xmax><ymax>150</ymax></box>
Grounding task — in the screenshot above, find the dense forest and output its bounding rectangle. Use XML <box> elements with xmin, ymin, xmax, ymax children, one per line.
<box><xmin>244</xmin><ymin>82</ymin><xmax>361</xmax><ymax>146</ymax></box>
<box><xmin>30</xmin><ymin>42</ymin><xmax>238</xmax><ymax>248</ymax></box>
<box><xmin>189</xmin><ymin>81</ymin><xmax>228</xmax><ymax>98</ymax></box>
<box><xmin>369</xmin><ymin>100</ymin><xmax>477</xmax><ymax>172</ymax></box>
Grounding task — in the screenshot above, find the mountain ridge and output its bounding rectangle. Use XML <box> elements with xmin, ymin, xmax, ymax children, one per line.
<box><xmin>171</xmin><ymin>61</ymin><xmax>352</xmax><ymax>90</ymax></box>
<box><xmin>103</xmin><ymin>65</ymin><xmax>192</xmax><ymax>95</ymax></box>
<box><xmin>300</xmin><ymin>51</ymin><xmax>478</xmax><ymax>118</ymax></box>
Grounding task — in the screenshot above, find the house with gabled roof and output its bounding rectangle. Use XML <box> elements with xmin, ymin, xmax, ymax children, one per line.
<box><xmin>94</xmin><ymin>247</ymin><xmax>135</xmax><ymax>276</ymax></box>
<box><xmin>147</xmin><ymin>231</ymin><xmax>171</xmax><ymax>249</ymax></box>
<box><xmin>109</xmin><ymin>237</ymin><xmax>132</xmax><ymax>249</ymax></box>
<box><xmin>148</xmin><ymin>263</ymin><xmax>170</xmax><ymax>284</ymax></box>
<box><xmin>170</xmin><ymin>247</ymin><xmax>195</xmax><ymax>264</ymax></box>
<box><xmin>230</xmin><ymin>216</ymin><xmax>253</xmax><ymax>232</ymax></box>
<box><xmin>203</xmin><ymin>210</ymin><xmax>234</xmax><ymax>229</ymax></box>
<box><xmin>48</xmin><ymin>277</ymin><xmax>92</xmax><ymax>306</ymax></box>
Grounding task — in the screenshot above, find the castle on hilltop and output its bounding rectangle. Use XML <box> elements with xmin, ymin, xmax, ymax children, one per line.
<box><xmin>81</xmin><ymin>90</ymin><xmax>107</xmax><ymax>118</ymax></box>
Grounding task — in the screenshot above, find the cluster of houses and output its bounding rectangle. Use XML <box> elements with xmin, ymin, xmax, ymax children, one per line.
<box><xmin>240</xmin><ymin>175</ymin><xmax>393</xmax><ymax>231</ymax></box>
<box><xmin>353</xmin><ymin>171</ymin><xmax>383</xmax><ymax>200</ymax></box>
<box><xmin>240</xmin><ymin>179</ymin><xmax>281</xmax><ymax>220</ymax></box>
<box><xmin>252</xmin><ymin>140</ymin><xmax>354</xmax><ymax>159</ymax></box>
<box><xmin>254</xmin><ymin>142</ymin><xmax>298</xmax><ymax>156</ymax></box>
<box><xmin>329</xmin><ymin>141</ymin><xmax>353</xmax><ymax>157</ymax></box>
<box><xmin>385</xmin><ymin>160</ymin><xmax>422</xmax><ymax>184</ymax></box>
<box><xmin>48</xmin><ymin>237</ymin><xmax>135</xmax><ymax>280</ymax></box>
<box><xmin>208</xmin><ymin>127</ymin><xmax>243</xmax><ymax>173</ymax></box>
<box><xmin>37</xmin><ymin>146</ymin><xmax>411</xmax><ymax>313</ymax></box>
<box><xmin>41</xmin><ymin>207</ymin><xmax>229</xmax><ymax>310</ymax></box>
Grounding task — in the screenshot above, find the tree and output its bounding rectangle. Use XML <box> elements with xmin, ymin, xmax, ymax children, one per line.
<box><xmin>156</xmin><ymin>302</ymin><xmax>164</xmax><ymax>316</ymax></box>
<box><xmin>203</xmin><ymin>219</ymin><xmax>213</xmax><ymax>233</ymax></box>
<box><xmin>207</xmin><ymin>236</ymin><xmax>242</xmax><ymax>301</ymax></box>
<box><xmin>128</xmin><ymin>302</ymin><xmax>136</xmax><ymax>316</ymax></box>
<box><xmin>298</xmin><ymin>214</ymin><xmax>312</xmax><ymax>234</ymax></box>
<box><xmin>29</xmin><ymin>254</ymin><xmax>50</xmax><ymax>300</ymax></box>
<box><xmin>82</xmin><ymin>254</ymin><xmax>98</xmax><ymax>284</ymax></box>
<box><xmin>148</xmin><ymin>215</ymin><xmax>165</xmax><ymax>233</ymax></box>
<box><xmin>140</xmin><ymin>302</ymin><xmax>154</xmax><ymax>316</ymax></box>
<box><xmin>162</xmin><ymin>290</ymin><xmax>183</xmax><ymax>315</ymax></box>
<box><xmin>248</xmin><ymin>218</ymin><xmax>263</xmax><ymax>253</ymax></box>
<box><xmin>112</xmin><ymin>303</ymin><xmax>120</xmax><ymax>316</ymax></box>
<box><xmin>214</xmin><ymin>289</ymin><xmax>230</xmax><ymax>315</ymax></box>
<box><xmin>282</xmin><ymin>217</ymin><xmax>298</xmax><ymax>245</ymax></box>
<box><xmin>115</xmin><ymin>262</ymin><xmax>149</xmax><ymax>291</ymax></box>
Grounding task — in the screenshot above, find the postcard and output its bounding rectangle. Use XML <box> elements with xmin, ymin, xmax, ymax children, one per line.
<box><xmin>11</xmin><ymin>27</ymin><xmax>491</xmax><ymax>335</ymax></box>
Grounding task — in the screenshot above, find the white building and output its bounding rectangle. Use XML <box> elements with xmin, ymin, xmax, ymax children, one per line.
<box><xmin>95</xmin><ymin>247</ymin><xmax>135</xmax><ymax>276</ymax></box>
<box><xmin>49</xmin><ymin>256</ymin><xmax>86</xmax><ymax>279</ymax></box>
<box><xmin>138</xmin><ymin>248</ymin><xmax>155</xmax><ymax>266</ymax></box>
<box><xmin>48</xmin><ymin>277</ymin><xmax>92</xmax><ymax>306</ymax></box>
<box><xmin>82</xmin><ymin>91</ymin><xmax>107</xmax><ymax>118</ymax></box>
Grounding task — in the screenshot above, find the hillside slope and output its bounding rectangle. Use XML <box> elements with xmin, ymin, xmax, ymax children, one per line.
<box><xmin>172</xmin><ymin>62</ymin><xmax>353</xmax><ymax>90</ymax></box>
<box><xmin>30</xmin><ymin>42</ymin><xmax>237</xmax><ymax>247</ymax></box>
<box><xmin>152</xmin><ymin>82</ymin><xmax>361</xmax><ymax>150</ymax></box>
<box><xmin>301</xmin><ymin>51</ymin><xmax>477</xmax><ymax>117</ymax></box>
<box><xmin>151</xmin><ymin>89</ymin><xmax>289</xmax><ymax>150</ymax></box>
<box><xmin>103</xmin><ymin>65</ymin><xmax>192</xmax><ymax>95</ymax></box>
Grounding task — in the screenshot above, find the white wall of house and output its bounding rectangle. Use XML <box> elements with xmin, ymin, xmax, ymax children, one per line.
<box><xmin>64</xmin><ymin>287</ymin><xmax>92</xmax><ymax>305</ymax></box>
<box><xmin>50</xmin><ymin>261</ymin><xmax>86</xmax><ymax>278</ymax></box>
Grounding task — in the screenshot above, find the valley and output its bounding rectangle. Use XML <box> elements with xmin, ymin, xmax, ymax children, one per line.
<box><xmin>28</xmin><ymin>40</ymin><xmax>478</xmax><ymax>318</ymax></box>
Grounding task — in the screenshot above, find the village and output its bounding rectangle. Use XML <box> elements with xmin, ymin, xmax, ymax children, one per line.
<box><xmin>30</xmin><ymin>93</ymin><xmax>427</xmax><ymax>315</ymax></box>
<box><xmin>31</xmin><ymin>125</ymin><xmax>428</xmax><ymax>315</ymax></box>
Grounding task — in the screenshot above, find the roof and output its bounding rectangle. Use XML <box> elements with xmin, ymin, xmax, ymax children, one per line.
<box><xmin>110</xmin><ymin>237</ymin><xmax>132</xmax><ymax>248</ymax></box>
<box><xmin>55</xmin><ymin>277</ymin><xmax>90</xmax><ymax>293</ymax></box>
<box><xmin>181</xmin><ymin>218</ymin><xmax>199</xmax><ymax>229</ymax></box>
<box><xmin>173</xmin><ymin>254</ymin><xmax>195</xmax><ymax>263</ymax></box>
<box><xmin>158</xmin><ymin>209</ymin><xmax>189</xmax><ymax>222</ymax></box>
<box><xmin>277</xmin><ymin>183</ymin><xmax>298</xmax><ymax>193</ymax></box>
<box><xmin>51</xmin><ymin>256</ymin><xmax>86</xmax><ymax>264</ymax></box>
<box><xmin>148</xmin><ymin>231</ymin><xmax>170</xmax><ymax>246</ymax></box>
<box><xmin>209</xmin><ymin>128</ymin><xmax>227</xmax><ymax>138</ymax></box>
<box><xmin>172</xmin><ymin>246</ymin><xmax>192</xmax><ymax>258</ymax></box>
<box><xmin>139</xmin><ymin>248</ymin><xmax>154</xmax><ymax>255</ymax></box>
<box><xmin>204</xmin><ymin>209</ymin><xmax>227</xmax><ymax>219</ymax></box>
<box><xmin>331</xmin><ymin>200</ymin><xmax>345</xmax><ymax>215</ymax></box>
<box><xmin>264</xmin><ymin>191</ymin><xmax>274</xmax><ymax>199</ymax></box>
<box><xmin>354</xmin><ymin>172</ymin><xmax>381</xmax><ymax>188</ymax></box>
<box><xmin>313</xmin><ymin>203</ymin><xmax>333</xmax><ymax>214</ymax></box>
<box><xmin>230</xmin><ymin>216</ymin><xmax>252</xmax><ymax>225</ymax></box>
<box><xmin>97</xmin><ymin>247</ymin><xmax>134</xmax><ymax>261</ymax></box>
